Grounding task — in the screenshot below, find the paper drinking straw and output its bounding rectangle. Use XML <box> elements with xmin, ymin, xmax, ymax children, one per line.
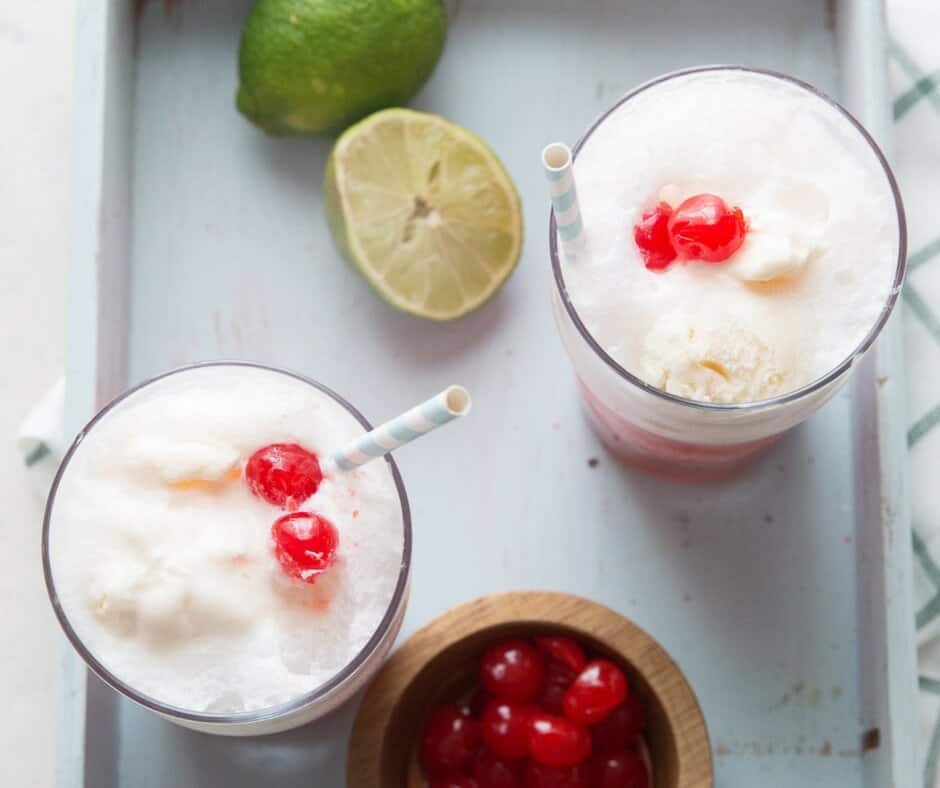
<box><xmin>329</xmin><ymin>386</ymin><xmax>471</xmax><ymax>471</ymax></box>
<box><xmin>542</xmin><ymin>142</ymin><xmax>584</xmax><ymax>259</ymax></box>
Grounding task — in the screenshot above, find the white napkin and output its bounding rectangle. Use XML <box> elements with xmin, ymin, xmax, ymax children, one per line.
<box><xmin>16</xmin><ymin>376</ymin><xmax>67</xmax><ymax>497</ymax></box>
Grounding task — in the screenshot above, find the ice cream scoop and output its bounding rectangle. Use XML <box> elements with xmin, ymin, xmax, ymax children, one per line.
<box><xmin>641</xmin><ymin>312</ymin><xmax>792</xmax><ymax>404</ymax></box>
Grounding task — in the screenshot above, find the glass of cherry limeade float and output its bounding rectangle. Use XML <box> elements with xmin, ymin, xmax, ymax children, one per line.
<box><xmin>42</xmin><ymin>362</ymin><xmax>469</xmax><ymax>735</ymax></box>
<box><xmin>545</xmin><ymin>66</ymin><xmax>906</xmax><ymax>482</ymax></box>
<box><xmin>419</xmin><ymin>634</ymin><xmax>650</xmax><ymax>788</ymax></box>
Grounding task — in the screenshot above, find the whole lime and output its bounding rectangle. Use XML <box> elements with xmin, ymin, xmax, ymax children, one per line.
<box><xmin>236</xmin><ymin>0</ymin><xmax>447</xmax><ymax>136</ymax></box>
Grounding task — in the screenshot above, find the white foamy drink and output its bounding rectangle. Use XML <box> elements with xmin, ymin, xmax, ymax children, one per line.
<box><xmin>565</xmin><ymin>70</ymin><xmax>900</xmax><ymax>404</ymax></box>
<box><xmin>46</xmin><ymin>365</ymin><xmax>405</xmax><ymax>716</ymax></box>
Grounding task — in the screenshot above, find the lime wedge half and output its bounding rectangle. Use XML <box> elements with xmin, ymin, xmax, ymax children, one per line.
<box><xmin>324</xmin><ymin>109</ymin><xmax>523</xmax><ymax>321</ymax></box>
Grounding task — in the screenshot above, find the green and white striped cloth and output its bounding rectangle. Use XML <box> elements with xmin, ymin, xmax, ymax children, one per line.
<box><xmin>889</xmin><ymin>2</ymin><xmax>940</xmax><ymax>784</ymax></box>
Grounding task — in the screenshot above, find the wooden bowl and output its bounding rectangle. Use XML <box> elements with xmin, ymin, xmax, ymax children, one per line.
<box><xmin>348</xmin><ymin>591</ymin><xmax>712</xmax><ymax>788</ymax></box>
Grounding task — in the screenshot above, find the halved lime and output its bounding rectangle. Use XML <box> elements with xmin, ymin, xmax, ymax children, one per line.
<box><xmin>324</xmin><ymin>109</ymin><xmax>523</xmax><ymax>321</ymax></box>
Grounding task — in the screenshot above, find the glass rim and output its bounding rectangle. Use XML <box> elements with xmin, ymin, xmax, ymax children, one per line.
<box><xmin>41</xmin><ymin>360</ymin><xmax>413</xmax><ymax>725</ymax></box>
<box><xmin>550</xmin><ymin>64</ymin><xmax>908</xmax><ymax>413</ymax></box>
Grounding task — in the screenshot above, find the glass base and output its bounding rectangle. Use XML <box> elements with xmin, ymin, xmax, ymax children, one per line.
<box><xmin>579</xmin><ymin>382</ymin><xmax>781</xmax><ymax>483</ymax></box>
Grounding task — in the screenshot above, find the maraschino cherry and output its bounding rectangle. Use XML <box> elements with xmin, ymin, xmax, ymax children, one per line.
<box><xmin>524</xmin><ymin>761</ymin><xmax>589</xmax><ymax>788</ymax></box>
<box><xmin>591</xmin><ymin>695</ymin><xmax>646</xmax><ymax>754</ymax></box>
<box><xmin>430</xmin><ymin>776</ymin><xmax>480</xmax><ymax>788</ymax></box>
<box><xmin>481</xmin><ymin>700</ymin><xmax>535</xmax><ymax>759</ymax></box>
<box><xmin>634</xmin><ymin>192</ymin><xmax>747</xmax><ymax>270</ymax></box>
<box><xmin>417</xmin><ymin>633</ymin><xmax>651</xmax><ymax>788</ymax></box>
<box><xmin>421</xmin><ymin>705</ymin><xmax>482</xmax><ymax>776</ymax></box>
<box><xmin>669</xmin><ymin>193</ymin><xmax>747</xmax><ymax>263</ymax></box>
<box><xmin>563</xmin><ymin>660</ymin><xmax>628</xmax><ymax>725</ymax></box>
<box><xmin>590</xmin><ymin>750</ymin><xmax>649</xmax><ymax>788</ymax></box>
<box><xmin>474</xmin><ymin>747</ymin><xmax>526</xmax><ymax>787</ymax></box>
<box><xmin>270</xmin><ymin>511</ymin><xmax>338</xmax><ymax>583</ymax></box>
<box><xmin>245</xmin><ymin>443</ymin><xmax>323</xmax><ymax>509</ymax></box>
<box><xmin>535</xmin><ymin>637</ymin><xmax>587</xmax><ymax>673</ymax></box>
<box><xmin>481</xmin><ymin>640</ymin><xmax>545</xmax><ymax>703</ymax></box>
<box><xmin>633</xmin><ymin>202</ymin><xmax>676</xmax><ymax>270</ymax></box>
<box><xmin>528</xmin><ymin>713</ymin><xmax>592</xmax><ymax>766</ymax></box>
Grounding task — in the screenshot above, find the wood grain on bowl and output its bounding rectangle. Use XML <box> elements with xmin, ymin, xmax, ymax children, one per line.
<box><xmin>348</xmin><ymin>591</ymin><xmax>713</xmax><ymax>788</ymax></box>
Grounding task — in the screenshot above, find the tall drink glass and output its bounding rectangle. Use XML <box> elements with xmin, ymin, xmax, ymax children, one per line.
<box><xmin>550</xmin><ymin>67</ymin><xmax>906</xmax><ymax>482</ymax></box>
<box><xmin>43</xmin><ymin>362</ymin><xmax>411</xmax><ymax>736</ymax></box>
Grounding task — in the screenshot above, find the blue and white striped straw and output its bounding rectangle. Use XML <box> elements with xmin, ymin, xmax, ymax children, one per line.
<box><xmin>329</xmin><ymin>386</ymin><xmax>471</xmax><ymax>472</ymax></box>
<box><xmin>542</xmin><ymin>142</ymin><xmax>584</xmax><ymax>259</ymax></box>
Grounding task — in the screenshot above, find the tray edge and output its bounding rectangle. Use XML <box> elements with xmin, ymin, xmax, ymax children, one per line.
<box><xmin>60</xmin><ymin>0</ymin><xmax>134</xmax><ymax>785</ymax></box>
<box><xmin>839</xmin><ymin>0</ymin><xmax>918</xmax><ymax>785</ymax></box>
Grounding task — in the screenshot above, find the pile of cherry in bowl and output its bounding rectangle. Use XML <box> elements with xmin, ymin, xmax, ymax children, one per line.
<box><xmin>419</xmin><ymin>634</ymin><xmax>650</xmax><ymax>788</ymax></box>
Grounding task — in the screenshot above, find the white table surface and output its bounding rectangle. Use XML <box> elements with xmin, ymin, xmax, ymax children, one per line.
<box><xmin>0</xmin><ymin>2</ymin><xmax>73</xmax><ymax>786</ymax></box>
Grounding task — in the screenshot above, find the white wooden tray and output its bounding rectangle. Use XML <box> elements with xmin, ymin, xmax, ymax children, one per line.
<box><xmin>61</xmin><ymin>0</ymin><xmax>917</xmax><ymax>785</ymax></box>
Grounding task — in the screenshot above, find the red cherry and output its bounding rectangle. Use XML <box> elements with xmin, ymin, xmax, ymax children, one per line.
<box><xmin>589</xmin><ymin>750</ymin><xmax>649</xmax><ymax>788</ymax></box>
<box><xmin>633</xmin><ymin>202</ymin><xmax>677</xmax><ymax>270</ymax></box>
<box><xmin>590</xmin><ymin>696</ymin><xmax>646</xmax><ymax>755</ymax></box>
<box><xmin>481</xmin><ymin>640</ymin><xmax>546</xmax><ymax>703</ymax></box>
<box><xmin>430</xmin><ymin>776</ymin><xmax>481</xmax><ymax>788</ymax></box>
<box><xmin>528</xmin><ymin>713</ymin><xmax>591</xmax><ymax>767</ymax></box>
<box><xmin>668</xmin><ymin>193</ymin><xmax>747</xmax><ymax>263</ymax></box>
<box><xmin>271</xmin><ymin>512</ymin><xmax>338</xmax><ymax>583</ymax></box>
<box><xmin>524</xmin><ymin>761</ymin><xmax>589</xmax><ymax>788</ymax></box>
<box><xmin>474</xmin><ymin>747</ymin><xmax>525</xmax><ymax>788</ymax></box>
<box><xmin>535</xmin><ymin>637</ymin><xmax>586</xmax><ymax>673</ymax></box>
<box><xmin>245</xmin><ymin>443</ymin><xmax>323</xmax><ymax>509</ymax></box>
<box><xmin>535</xmin><ymin>659</ymin><xmax>577</xmax><ymax>715</ymax></box>
<box><xmin>420</xmin><ymin>705</ymin><xmax>482</xmax><ymax>776</ymax></box>
<box><xmin>481</xmin><ymin>700</ymin><xmax>533</xmax><ymax>760</ymax></box>
<box><xmin>563</xmin><ymin>661</ymin><xmax>628</xmax><ymax>725</ymax></box>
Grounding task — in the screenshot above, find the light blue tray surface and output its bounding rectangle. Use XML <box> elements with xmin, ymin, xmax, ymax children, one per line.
<box><xmin>64</xmin><ymin>1</ymin><xmax>916</xmax><ymax>785</ymax></box>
